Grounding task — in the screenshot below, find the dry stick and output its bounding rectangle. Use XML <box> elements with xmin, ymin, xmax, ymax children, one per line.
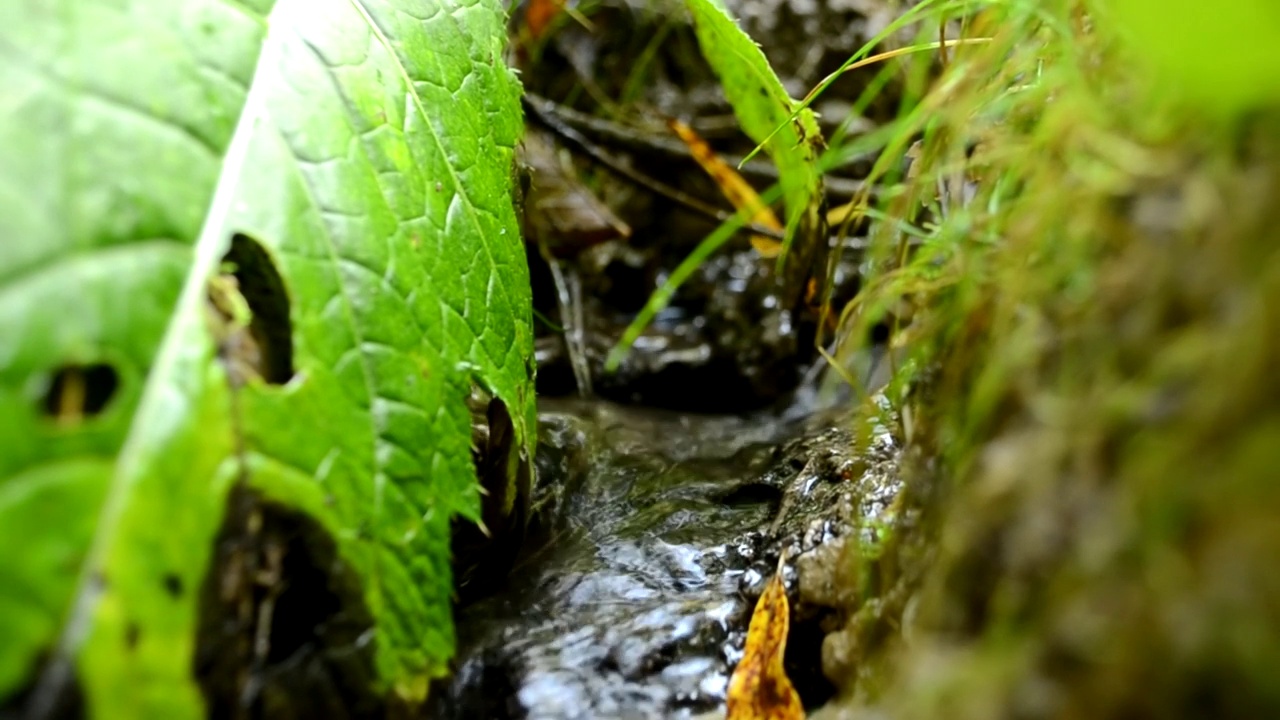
<box><xmin>539</xmin><ymin>240</ymin><xmax>593</xmax><ymax>397</ymax></box>
<box><xmin>939</xmin><ymin>17</ymin><xmax>950</xmax><ymax>68</ymax></box>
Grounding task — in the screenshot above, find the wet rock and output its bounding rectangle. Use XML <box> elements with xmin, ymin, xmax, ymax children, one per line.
<box><xmin>797</xmin><ymin>537</ymin><xmax>858</xmax><ymax>610</ymax></box>
<box><xmin>532</xmin><ymin>239</ymin><xmax>814</xmax><ymax>411</ymax></box>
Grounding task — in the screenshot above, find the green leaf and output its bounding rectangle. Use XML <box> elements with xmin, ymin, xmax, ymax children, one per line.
<box><xmin>0</xmin><ymin>0</ymin><xmax>532</xmax><ymax>716</ymax></box>
<box><xmin>683</xmin><ymin>0</ymin><xmax>824</xmax><ymax>281</ymax></box>
<box><xmin>607</xmin><ymin>2</ymin><xmax>826</xmax><ymax>369</ymax></box>
<box><xmin>605</xmin><ymin>0</ymin><xmax>825</xmax><ymax>370</ymax></box>
<box><xmin>1107</xmin><ymin>0</ymin><xmax>1280</xmax><ymax>111</ymax></box>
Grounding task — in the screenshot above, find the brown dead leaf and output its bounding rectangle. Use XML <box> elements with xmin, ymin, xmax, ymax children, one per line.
<box><xmin>726</xmin><ymin>567</ymin><xmax>803</xmax><ymax>720</ymax></box>
<box><xmin>521</xmin><ymin>127</ymin><xmax>631</xmax><ymax>256</ymax></box>
<box><xmin>668</xmin><ymin>118</ymin><xmax>783</xmax><ymax>258</ymax></box>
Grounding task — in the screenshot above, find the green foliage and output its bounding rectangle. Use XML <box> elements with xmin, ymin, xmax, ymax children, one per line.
<box><xmin>806</xmin><ymin>0</ymin><xmax>1280</xmax><ymax>715</ymax></box>
<box><xmin>608</xmin><ymin>0</ymin><xmax>823</xmax><ymax>368</ymax></box>
<box><xmin>0</xmin><ymin>0</ymin><xmax>531</xmax><ymax>716</ymax></box>
<box><xmin>683</xmin><ymin>0</ymin><xmax>823</xmax><ymax>261</ymax></box>
<box><xmin>1106</xmin><ymin>0</ymin><xmax>1280</xmax><ymax>110</ymax></box>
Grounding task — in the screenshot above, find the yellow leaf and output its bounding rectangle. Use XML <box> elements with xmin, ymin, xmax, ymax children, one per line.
<box><xmin>825</xmin><ymin>197</ymin><xmax>865</xmax><ymax>228</ymax></box>
<box><xmin>668</xmin><ymin>118</ymin><xmax>783</xmax><ymax>258</ymax></box>
<box><xmin>726</xmin><ymin>568</ymin><xmax>803</xmax><ymax>720</ymax></box>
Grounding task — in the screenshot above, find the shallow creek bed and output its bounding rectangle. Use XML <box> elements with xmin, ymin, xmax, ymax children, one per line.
<box><xmin>429</xmin><ymin>395</ymin><xmax>904</xmax><ymax>719</ymax></box>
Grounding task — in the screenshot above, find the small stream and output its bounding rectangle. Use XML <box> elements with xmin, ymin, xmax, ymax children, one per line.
<box><xmin>430</xmin><ymin>393</ymin><xmax>903</xmax><ymax>719</ymax></box>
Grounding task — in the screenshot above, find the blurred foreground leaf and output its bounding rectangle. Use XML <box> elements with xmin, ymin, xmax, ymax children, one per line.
<box><xmin>1108</xmin><ymin>0</ymin><xmax>1280</xmax><ymax>110</ymax></box>
<box><xmin>0</xmin><ymin>0</ymin><xmax>532</xmax><ymax>716</ymax></box>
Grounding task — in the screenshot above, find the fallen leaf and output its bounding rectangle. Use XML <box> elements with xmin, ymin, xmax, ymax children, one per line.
<box><xmin>522</xmin><ymin>127</ymin><xmax>632</xmax><ymax>256</ymax></box>
<box><xmin>826</xmin><ymin>197</ymin><xmax>866</xmax><ymax>229</ymax></box>
<box><xmin>668</xmin><ymin>118</ymin><xmax>784</xmax><ymax>258</ymax></box>
<box><xmin>524</xmin><ymin>0</ymin><xmax>566</xmax><ymax>41</ymax></box>
<box><xmin>727</xmin><ymin>567</ymin><xmax>804</xmax><ymax>720</ymax></box>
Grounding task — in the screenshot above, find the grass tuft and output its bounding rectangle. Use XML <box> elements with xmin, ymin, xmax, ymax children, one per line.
<box><xmin>820</xmin><ymin>0</ymin><xmax>1280</xmax><ymax>715</ymax></box>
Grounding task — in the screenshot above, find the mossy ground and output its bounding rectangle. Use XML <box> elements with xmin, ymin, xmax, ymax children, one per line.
<box><xmin>824</xmin><ymin>1</ymin><xmax>1280</xmax><ymax>716</ymax></box>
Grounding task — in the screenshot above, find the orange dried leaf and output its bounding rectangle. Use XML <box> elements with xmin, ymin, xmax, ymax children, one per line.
<box><xmin>524</xmin><ymin>0</ymin><xmax>566</xmax><ymax>41</ymax></box>
<box><xmin>668</xmin><ymin>118</ymin><xmax>783</xmax><ymax>258</ymax></box>
<box><xmin>726</xmin><ymin>569</ymin><xmax>803</xmax><ymax>720</ymax></box>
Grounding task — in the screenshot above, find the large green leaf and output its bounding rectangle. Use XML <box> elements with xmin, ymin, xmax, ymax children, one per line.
<box><xmin>0</xmin><ymin>0</ymin><xmax>532</xmax><ymax>716</ymax></box>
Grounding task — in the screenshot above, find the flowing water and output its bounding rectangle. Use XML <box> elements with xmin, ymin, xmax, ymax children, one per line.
<box><xmin>430</xmin><ymin>392</ymin><xmax>903</xmax><ymax>719</ymax></box>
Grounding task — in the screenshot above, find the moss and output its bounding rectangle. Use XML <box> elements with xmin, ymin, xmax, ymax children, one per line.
<box><xmin>822</xmin><ymin>1</ymin><xmax>1280</xmax><ymax>716</ymax></box>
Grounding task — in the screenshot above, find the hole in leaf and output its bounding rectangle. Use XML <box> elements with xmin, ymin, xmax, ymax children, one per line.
<box><xmin>453</xmin><ymin>387</ymin><xmax>533</xmax><ymax>602</ymax></box>
<box><xmin>124</xmin><ymin>623</ymin><xmax>140</xmax><ymax>651</ymax></box>
<box><xmin>1</xmin><ymin>650</ymin><xmax>85</xmax><ymax>720</ymax></box>
<box><xmin>42</xmin><ymin>363</ymin><xmax>119</xmax><ymax>425</ymax></box>
<box><xmin>210</xmin><ymin>234</ymin><xmax>294</xmax><ymax>386</ymax></box>
<box><xmin>195</xmin><ymin>486</ymin><xmax>380</xmax><ymax>719</ymax></box>
<box><xmin>162</xmin><ymin>573</ymin><xmax>183</xmax><ymax>598</ymax></box>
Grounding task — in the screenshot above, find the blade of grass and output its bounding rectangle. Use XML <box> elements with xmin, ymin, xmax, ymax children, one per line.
<box><xmin>684</xmin><ymin>0</ymin><xmax>824</xmax><ymax>289</ymax></box>
<box><xmin>743</xmin><ymin>37</ymin><xmax>994</xmax><ymax>167</ymax></box>
<box><xmin>740</xmin><ymin>0</ymin><xmax>990</xmax><ymax>166</ymax></box>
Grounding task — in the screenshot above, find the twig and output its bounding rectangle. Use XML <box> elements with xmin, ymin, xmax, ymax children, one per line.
<box><xmin>526</xmin><ymin>91</ymin><xmax>868</xmax><ymax>199</ymax></box>
<box><xmin>540</xmin><ymin>240</ymin><xmax>593</xmax><ymax>397</ymax></box>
